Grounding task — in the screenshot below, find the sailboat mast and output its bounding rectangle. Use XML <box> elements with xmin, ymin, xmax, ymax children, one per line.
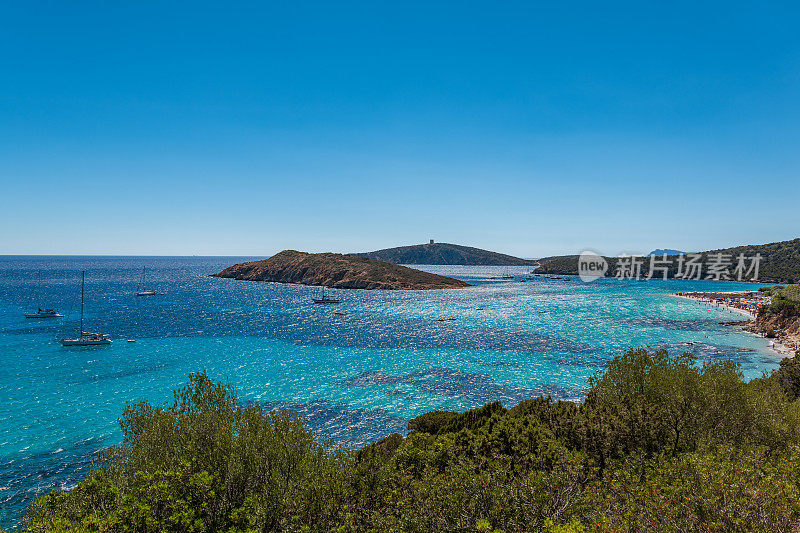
<box><xmin>321</xmin><ymin>265</ymin><xmax>325</xmax><ymax>298</ymax></box>
<box><xmin>80</xmin><ymin>270</ymin><xmax>85</xmax><ymax>335</ymax></box>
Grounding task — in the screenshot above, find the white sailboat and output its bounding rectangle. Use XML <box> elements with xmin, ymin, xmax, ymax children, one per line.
<box><xmin>136</xmin><ymin>267</ymin><xmax>156</xmax><ymax>296</ymax></box>
<box><xmin>60</xmin><ymin>271</ymin><xmax>112</xmax><ymax>346</ymax></box>
<box><xmin>312</xmin><ymin>265</ymin><xmax>340</xmax><ymax>304</ymax></box>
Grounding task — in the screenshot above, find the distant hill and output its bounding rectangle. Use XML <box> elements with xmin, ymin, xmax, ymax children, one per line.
<box><xmin>211</xmin><ymin>250</ymin><xmax>471</xmax><ymax>290</ymax></box>
<box><xmin>648</xmin><ymin>249</ymin><xmax>687</xmax><ymax>256</ymax></box>
<box><xmin>354</xmin><ymin>242</ymin><xmax>536</xmax><ymax>266</ymax></box>
<box><xmin>536</xmin><ymin>238</ymin><xmax>800</xmax><ymax>283</ymax></box>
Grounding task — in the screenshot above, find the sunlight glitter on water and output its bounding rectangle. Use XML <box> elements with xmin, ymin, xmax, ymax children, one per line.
<box><xmin>0</xmin><ymin>256</ymin><xmax>780</xmax><ymax>526</ymax></box>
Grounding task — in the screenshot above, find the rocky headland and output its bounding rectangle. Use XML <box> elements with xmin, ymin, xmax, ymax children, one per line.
<box><xmin>211</xmin><ymin>250</ymin><xmax>471</xmax><ymax>290</ymax></box>
<box><xmin>746</xmin><ymin>307</ymin><xmax>800</xmax><ymax>356</ymax></box>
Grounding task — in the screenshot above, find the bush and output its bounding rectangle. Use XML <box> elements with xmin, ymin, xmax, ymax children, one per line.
<box><xmin>25</xmin><ymin>373</ymin><xmax>352</xmax><ymax>532</ymax></box>
<box><xmin>21</xmin><ymin>351</ymin><xmax>800</xmax><ymax>532</ymax></box>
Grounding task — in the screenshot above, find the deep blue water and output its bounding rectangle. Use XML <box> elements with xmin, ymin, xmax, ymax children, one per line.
<box><xmin>0</xmin><ymin>256</ymin><xmax>781</xmax><ymax>527</ymax></box>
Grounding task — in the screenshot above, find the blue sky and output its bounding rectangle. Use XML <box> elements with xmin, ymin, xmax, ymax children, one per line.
<box><xmin>1</xmin><ymin>2</ymin><xmax>798</xmax><ymax>257</ymax></box>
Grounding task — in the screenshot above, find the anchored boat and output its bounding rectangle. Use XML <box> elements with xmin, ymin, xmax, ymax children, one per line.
<box><xmin>136</xmin><ymin>267</ymin><xmax>156</xmax><ymax>296</ymax></box>
<box><xmin>25</xmin><ymin>308</ymin><xmax>63</xmax><ymax>318</ymax></box>
<box><xmin>312</xmin><ymin>265</ymin><xmax>340</xmax><ymax>304</ymax></box>
<box><xmin>60</xmin><ymin>271</ymin><xmax>112</xmax><ymax>346</ymax></box>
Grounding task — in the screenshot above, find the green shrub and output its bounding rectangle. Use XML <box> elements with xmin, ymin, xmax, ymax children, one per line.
<box><xmin>25</xmin><ymin>373</ymin><xmax>352</xmax><ymax>532</ymax></box>
<box><xmin>21</xmin><ymin>350</ymin><xmax>800</xmax><ymax>532</ymax></box>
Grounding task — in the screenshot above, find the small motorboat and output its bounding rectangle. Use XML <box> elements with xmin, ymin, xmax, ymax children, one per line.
<box><xmin>25</xmin><ymin>308</ymin><xmax>62</xmax><ymax>318</ymax></box>
<box><xmin>136</xmin><ymin>290</ymin><xmax>156</xmax><ymax>296</ymax></box>
<box><xmin>127</xmin><ymin>339</ymin><xmax>137</xmax><ymax>343</ymax></box>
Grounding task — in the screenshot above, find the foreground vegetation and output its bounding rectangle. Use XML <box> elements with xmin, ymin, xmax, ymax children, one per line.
<box><xmin>21</xmin><ymin>348</ymin><xmax>800</xmax><ymax>532</ymax></box>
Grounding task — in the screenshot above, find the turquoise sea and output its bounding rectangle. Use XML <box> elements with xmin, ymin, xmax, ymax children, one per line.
<box><xmin>0</xmin><ymin>256</ymin><xmax>781</xmax><ymax>526</ymax></box>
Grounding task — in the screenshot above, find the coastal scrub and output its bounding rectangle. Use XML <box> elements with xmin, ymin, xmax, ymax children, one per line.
<box><xmin>22</xmin><ymin>350</ymin><xmax>800</xmax><ymax>532</ymax></box>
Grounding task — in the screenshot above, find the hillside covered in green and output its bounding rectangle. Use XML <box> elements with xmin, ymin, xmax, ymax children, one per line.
<box><xmin>20</xmin><ymin>348</ymin><xmax>800</xmax><ymax>532</ymax></box>
<box><xmin>354</xmin><ymin>242</ymin><xmax>537</xmax><ymax>266</ymax></box>
<box><xmin>536</xmin><ymin>237</ymin><xmax>800</xmax><ymax>283</ymax></box>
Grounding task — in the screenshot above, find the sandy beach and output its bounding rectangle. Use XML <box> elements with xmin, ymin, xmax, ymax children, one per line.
<box><xmin>672</xmin><ymin>292</ymin><xmax>797</xmax><ymax>357</ymax></box>
<box><xmin>672</xmin><ymin>293</ymin><xmax>757</xmax><ymax>319</ymax></box>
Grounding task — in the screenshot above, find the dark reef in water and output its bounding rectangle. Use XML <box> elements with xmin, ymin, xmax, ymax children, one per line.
<box><xmin>338</xmin><ymin>366</ymin><xmax>586</xmax><ymax>404</ymax></box>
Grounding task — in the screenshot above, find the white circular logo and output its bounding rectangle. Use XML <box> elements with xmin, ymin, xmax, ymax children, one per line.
<box><xmin>578</xmin><ymin>251</ymin><xmax>608</xmax><ymax>282</ymax></box>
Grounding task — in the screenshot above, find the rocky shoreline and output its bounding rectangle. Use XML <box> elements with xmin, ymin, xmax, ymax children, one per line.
<box><xmin>745</xmin><ymin>308</ymin><xmax>800</xmax><ymax>357</ymax></box>
<box><xmin>211</xmin><ymin>250</ymin><xmax>471</xmax><ymax>290</ymax></box>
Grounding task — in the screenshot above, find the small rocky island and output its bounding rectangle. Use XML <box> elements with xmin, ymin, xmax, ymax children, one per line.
<box><xmin>211</xmin><ymin>250</ymin><xmax>471</xmax><ymax>290</ymax></box>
